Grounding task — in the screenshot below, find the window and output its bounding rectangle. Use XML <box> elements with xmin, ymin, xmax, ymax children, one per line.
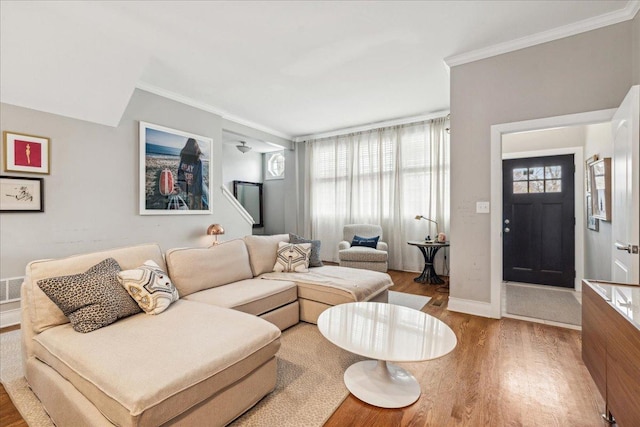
<box><xmin>264</xmin><ymin>151</ymin><xmax>285</xmax><ymax>180</ymax></box>
<box><xmin>512</xmin><ymin>165</ymin><xmax>561</xmax><ymax>194</ymax></box>
<box><xmin>307</xmin><ymin>118</ymin><xmax>450</xmax><ymax>271</ymax></box>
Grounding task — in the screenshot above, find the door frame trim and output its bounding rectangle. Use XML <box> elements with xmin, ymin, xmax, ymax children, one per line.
<box><xmin>489</xmin><ymin>109</ymin><xmax>616</xmax><ymax>318</ymax></box>
<box><xmin>502</xmin><ymin>149</ymin><xmax>583</xmax><ymax>289</ymax></box>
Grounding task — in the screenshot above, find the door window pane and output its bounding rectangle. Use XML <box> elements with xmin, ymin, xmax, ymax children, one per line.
<box><xmin>545</xmin><ymin>166</ymin><xmax>561</xmax><ymax>179</ymax></box>
<box><xmin>513</xmin><ymin>182</ymin><xmax>528</xmax><ymax>194</ymax></box>
<box><xmin>529</xmin><ymin>180</ymin><xmax>544</xmax><ymax>193</ymax></box>
<box><xmin>529</xmin><ymin>167</ymin><xmax>544</xmax><ymax>180</ymax></box>
<box><xmin>513</xmin><ymin>168</ymin><xmax>528</xmax><ymax>181</ymax></box>
<box><xmin>545</xmin><ymin>180</ymin><xmax>561</xmax><ymax>192</ymax></box>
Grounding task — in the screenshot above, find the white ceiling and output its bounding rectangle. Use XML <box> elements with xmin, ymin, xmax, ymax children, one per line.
<box><xmin>1</xmin><ymin>1</ymin><xmax>636</xmax><ymax>139</ymax></box>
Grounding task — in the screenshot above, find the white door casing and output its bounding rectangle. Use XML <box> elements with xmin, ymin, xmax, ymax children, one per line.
<box><xmin>611</xmin><ymin>85</ymin><xmax>640</xmax><ymax>283</ymax></box>
<box><xmin>486</xmin><ymin>109</ymin><xmax>616</xmax><ymax>319</ymax></box>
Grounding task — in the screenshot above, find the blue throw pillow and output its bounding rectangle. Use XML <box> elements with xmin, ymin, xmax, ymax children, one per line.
<box><xmin>351</xmin><ymin>235</ymin><xmax>379</xmax><ymax>249</ymax></box>
<box><xmin>289</xmin><ymin>233</ymin><xmax>323</xmax><ymax>267</ymax></box>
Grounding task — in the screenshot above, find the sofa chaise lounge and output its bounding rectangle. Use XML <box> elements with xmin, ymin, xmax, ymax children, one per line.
<box><xmin>21</xmin><ymin>234</ymin><xmax>392</xmax><ymax>426</ymax></box>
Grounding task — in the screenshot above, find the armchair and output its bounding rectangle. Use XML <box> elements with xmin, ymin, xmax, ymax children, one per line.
<box><xmin>338</xmin><ymin>224</ymin><xmax>388</xmax><ymax>272</ymax></box>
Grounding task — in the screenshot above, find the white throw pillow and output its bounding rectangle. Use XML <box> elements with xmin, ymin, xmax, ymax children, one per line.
<box><xmin>117</xmin><ymin>260</ymin><xmax>179</xmax><ymax>314</ymax></box>
<box><xmin>273</xmin><ymin>242</ymin><xmax>311</xmax><ymax>273</ymax></box>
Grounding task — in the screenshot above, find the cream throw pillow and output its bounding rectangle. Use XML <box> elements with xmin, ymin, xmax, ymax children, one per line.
<box><xmin>273</xmin><ymin>242</ymin><xmax>311</xmax><ymax>273</ymax></box>
<box><xmin>118</xmin><ymin>260</ymin><xmax>179</xmax><ymax>314</ymax></box>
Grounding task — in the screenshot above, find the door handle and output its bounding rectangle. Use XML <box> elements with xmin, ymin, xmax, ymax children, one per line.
<box><xmin>504</xmin><ymin>227</ymin><xmax>510</xmax><ymax>233</ymax></box>
<box><xmin>615</xmin><ymin>242</ymin><xmax>640</xmax><ymax>254</ymax></box>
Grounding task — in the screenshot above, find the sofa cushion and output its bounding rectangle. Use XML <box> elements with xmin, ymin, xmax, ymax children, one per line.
<box><xmin>183</xmin><ymin>278</ymin><xmax>297</xmax><ymax>316</ymax></box>
<box><xmin>273</xmin><ymin>242</ymin><xmax>311</xmax><ymax>273</ymax></box>
<box><xmin>244</xmin><ymin>234</ymin><xmax>289</xmax><ymax>276</ymax></box>
<box><xmin>165</xmin><ymin>239</ymin><xmax>253</xmax><ymax>297</ymax></box>
<box><xmin>262</xmin><ymin>265</ymin><xmax>392</xmax><ymax>303</ymax></box>
<box><xmin>37</xmin><ymin>258</ymin><xmax>141</xmax><ymax>333</ymax></box>
<box><xmin>117</xmin><ymin>260</ymin><xmax>179</xmax><ymax>315</ymax></box>
<box><xmin>32</xmin><ymin>300</ymin><xmax>281</xmax><ymax>427</ymax></box>
<box><xmin>289</xmin><ymin>233</ymin><xmax>323</xmax><ymax>267</ymax></box>
<box><xmin>338</xmin><ymin>247</ymin><xmax>388</xmax><ymax>262</ymax></box>
<box><xmin>25</xmin><ymin>243</ymin><xmax>166</xmax><ymax>334</ymax></box>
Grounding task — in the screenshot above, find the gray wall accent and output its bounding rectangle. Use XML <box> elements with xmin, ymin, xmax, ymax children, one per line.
<box><xmin>282</xmin><ymin>147</ymin><xmax>300</xmax><ymax>236</ymax></box>
<box><xmin>0</xmin><ymin>89</ymin><xmax>253</xmax><ymax>282</ymax></box>
<box><xmin>450</xmin><ymin>21</ymin><xmax>634</xmax><ymax>303</ymax></box>
<box><xmin>633</xmin><ymin>13</ymin><xmax>639</xmax><ymax>85</ymax></box>
<box><xmin>584</xmin><ymin>122</ymin><xmax>613</xmax><ymax>281</ymax></box>
<box><xmin>264</xmin><ymin>179</ymin><xmax>285</xmax><ymax>235</ymax></box>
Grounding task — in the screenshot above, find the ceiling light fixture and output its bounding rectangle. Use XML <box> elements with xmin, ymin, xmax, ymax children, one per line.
<box><xmin>236</xmin><ymin>141</ymin><xmax>252</xmax><ymax>154</ymax></box>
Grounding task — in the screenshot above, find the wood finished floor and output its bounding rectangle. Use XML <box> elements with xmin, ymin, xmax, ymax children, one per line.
<box><xmin>0</xmin><ymin>270</ymin><xmax>604</xmax><ymax>427</ymax></box>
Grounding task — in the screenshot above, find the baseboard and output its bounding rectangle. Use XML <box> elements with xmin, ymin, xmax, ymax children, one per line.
<box><xmin>0</xmin><ymin>308</ymin><xmax>21</xmax><ymax>328</ymax></box>
<box><xmin>447</xmin><ymin>297</ymin><xmax>497</xmax><ymax>319</ymax></box>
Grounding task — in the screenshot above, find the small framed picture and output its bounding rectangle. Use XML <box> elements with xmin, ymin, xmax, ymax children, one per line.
<box><xmin>586</xmin><ymin>194</ymin><xmax>598</xmax><ymax>231</ymax></box>
<box><xmin>0</xmin><ymin>176</ymin><xmax>44</xmax><ymax>212</ymax></box>
<box><xmin>3</xmin><ymin>131</ymin><xmax>50</xmax><ymax>174</ymax></box>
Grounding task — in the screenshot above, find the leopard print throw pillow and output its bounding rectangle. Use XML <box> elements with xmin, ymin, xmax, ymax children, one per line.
<box><xmin>38</xmin><ymin>258</ymin><xmax>141</xmax><ymax>333</ymax></box>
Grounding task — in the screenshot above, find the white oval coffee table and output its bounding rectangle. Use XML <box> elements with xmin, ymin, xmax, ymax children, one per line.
<box><xmin>317</xmin><ymin>301</ymin><xmax>457</xmax><ymax>408</ymax></box>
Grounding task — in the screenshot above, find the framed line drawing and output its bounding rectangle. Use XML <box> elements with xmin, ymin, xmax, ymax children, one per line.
<box><xmin>3</xmin><ymin>131</ymin><xmax>50</xmax><ymax>174</ymax></box>
<box><xmin>139</xmin><ymin>122</ymin><xmax>213</xmax><ymax>215</ymax></box>
<box><xmin>0</xmin><ymin>176</ymin><xmax>44</xmax><ymax>212</ymax></box>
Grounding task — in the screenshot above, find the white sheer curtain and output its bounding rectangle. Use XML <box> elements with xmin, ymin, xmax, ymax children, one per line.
<box><xmin>304</xmin><ymin>118</ymin><xmax>450</xmax><ymax>272</ymax></box>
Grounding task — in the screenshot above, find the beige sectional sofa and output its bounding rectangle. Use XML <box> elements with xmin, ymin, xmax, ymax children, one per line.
<box><xmin>21</xmin><ymin>234</ymin><xmax>392</xmax><ymax>426</ymax></box>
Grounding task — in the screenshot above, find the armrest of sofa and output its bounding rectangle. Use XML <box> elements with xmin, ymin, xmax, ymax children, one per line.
<box><xmin>376</xmin><ymin>241</ymin><xmax>388</xmax><ymax>251</ymax></box>
<box><xmin>338</xmin><ymin>240</ymin><xmax>351</xmax><ymax>251</ymax></box>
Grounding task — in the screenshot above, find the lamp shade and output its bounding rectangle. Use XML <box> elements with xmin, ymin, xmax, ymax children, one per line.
<box><xmin>236</xmin><ymin>141</ymin><xmax>252</xmax><ymax>153</ymax></box>
<box><xmin>207</xmin><ymin>224</ymin><xmax>225</xmax><ymax>235</ymax></box>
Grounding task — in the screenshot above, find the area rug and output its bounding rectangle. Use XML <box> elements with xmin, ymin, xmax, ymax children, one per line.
<box><xmin>505</xmin><ymin>284</ymin><xmax>582</xmax><ymax>326</ymax></box>
<box><xmin>388</xmin><ymin>290</ymin><xmax>431</xmax><ymax>311</ymax></box>
<box><xmin>1</xmin><ymin>324</ymin><xmax>364</xmax><ymax>427</ymax></box>
<box><xmin>0</xmin><ymin>330</ymin><xmax>53</xmax><ymax>427</ymax></box>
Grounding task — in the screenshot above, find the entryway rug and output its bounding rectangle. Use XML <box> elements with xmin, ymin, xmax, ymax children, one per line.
<box><xmin>388</xmin><ymin>290</ymin><xmax>431</xmax><ymax>310</ymax></box>
<box><xmin>1</xmin><ymin>324</ymin><xmax>364</xmax><ymax>427</ymax></box>
<box><xmin>505</xmin><ymin>284</ymin><xmax>582</xmax><ymax>326</ymax></box>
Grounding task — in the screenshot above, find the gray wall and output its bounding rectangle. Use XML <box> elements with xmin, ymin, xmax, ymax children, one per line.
<box><xmin>221</xmin><ymin>143</ymin><xmax>264</xmax><ymax>233</ymax></box>
<box><xmin>220</xmin><ymin>120</ymin><xmax>296</xmax><ymax>237</ymax></box>
<box><xmin>0</xmin><ymin>89</ymin><xmax>270</xmax><ymax>308</ymax></box>
<box><xmin>449</xmin><ymin>20</ymin><xmax>635</xmax><ymax>303</ymax></box>
<box><xmin>634</xmin><ymin>13</ymin><xmax>640</xmax><ymax>85</ymax></box>
<box><xmin>222</xmin><ymin>119</ymin><xmax>298</xmax><ymax>234</ymax></box>
<box><xmin>584</xmin><ymin>122</ymin><xmax>613</xmax><ymax>280</ymax></box>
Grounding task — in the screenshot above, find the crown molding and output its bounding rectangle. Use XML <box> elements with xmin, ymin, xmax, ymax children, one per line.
<box><xmin>445</xmin><ymin>0</ymin><xmax>640</xmax><ymax>68</ymax></box>
<box><xmin>294</xmin><ymin>110</ymin><xmax>449</xmax><ymax>142</ymax></box>
<box><xmin>135</xmin><ymin>82</ymin><xmax>293</xmax><ymax>140</ymax></box>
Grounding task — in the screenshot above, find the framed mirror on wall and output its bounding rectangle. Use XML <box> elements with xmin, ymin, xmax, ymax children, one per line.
<box><xmin>233</xmin><ymin>180</ymin><xmax>263</xmax><ymax>228</ymax></box>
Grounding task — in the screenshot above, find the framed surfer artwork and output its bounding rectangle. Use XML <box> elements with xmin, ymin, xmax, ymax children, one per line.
<box><xmin>139</xmin><ymin>122</ymin><xmax>213</xmax><ymax>215</ymax></box>
<box><xmin>3</xmin><ymin>131</ymin><xmax>50</xmax><ymax>174</ymax></box>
